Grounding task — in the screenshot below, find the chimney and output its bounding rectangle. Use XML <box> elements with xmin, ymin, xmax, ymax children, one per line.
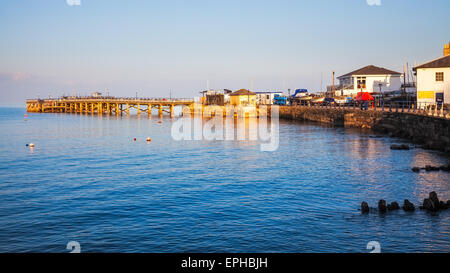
<box><xmin>445</xmin><ymin>42</ymin><xmax>450</xmax><ymax>56</ymax></box>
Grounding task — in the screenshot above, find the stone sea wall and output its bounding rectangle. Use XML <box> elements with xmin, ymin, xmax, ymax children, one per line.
<box><xmin>278</xmin><ymin>106</ymin><xmax>450</xmax><ymax>152</ymax></box>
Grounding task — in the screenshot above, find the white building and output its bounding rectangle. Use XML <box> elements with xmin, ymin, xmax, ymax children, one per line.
<box><xmin>255</xmin><ymin>92</ymin><xmax>283</xmax><ymax>105</ymax></box>
<box><xmin>413</xmin><ymin>45</ymin><xmax>450</xmax><ymax>107</ymax></box>
<box><xmin>334</xmin><ymin>65</ymin><xmax>403</xmax><ymax>96</ymax></box>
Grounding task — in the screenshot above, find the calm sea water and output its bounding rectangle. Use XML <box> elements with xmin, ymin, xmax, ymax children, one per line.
<box><xmin>0</xmin><ymin>107</ymin><xmax>449</xmax><ymax>253</ymax></box>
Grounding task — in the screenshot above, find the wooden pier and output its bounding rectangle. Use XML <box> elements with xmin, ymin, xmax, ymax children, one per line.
<box><xmin>26</xmin><ymin>97</ymin><xmax>195</xmax><ymax>117</ymax></box>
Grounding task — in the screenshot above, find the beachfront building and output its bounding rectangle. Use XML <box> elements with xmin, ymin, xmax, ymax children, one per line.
<box><xmin>413</xmin><ymin>43</ymin><xmax>450</xmax><ymax>107</ymax></box>
<box><xmin>333</xmin><ymin>65</ymin><xmax>403</xmax><ymax>96</ymax></box>
<box><xmin>255</xmin><ymin>92</ymin><xmax>283</xmax><ymax>105</ymax></box>
<box><xmin>230</xmin><ymin>89</ymin><xmax>256</xmax><ymax>106</ymax></box>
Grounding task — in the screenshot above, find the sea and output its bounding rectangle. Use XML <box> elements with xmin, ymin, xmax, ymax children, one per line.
<box><xmin>0</xmin><ymin>107</ymin><xmax>449</xmax><ymax>253</ymax></box>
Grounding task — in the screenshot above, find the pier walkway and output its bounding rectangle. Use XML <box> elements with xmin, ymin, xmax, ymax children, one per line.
<box><xmin>26</xmin><ymin>97</ymin><xmax>195</xmax><ymax>117</ymax></box>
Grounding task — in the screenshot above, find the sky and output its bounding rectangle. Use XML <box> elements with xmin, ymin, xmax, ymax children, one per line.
<box><xmin>0</xmin><ymin>0</ymin><xmax>449</xmax><ymax>106</ymax></box>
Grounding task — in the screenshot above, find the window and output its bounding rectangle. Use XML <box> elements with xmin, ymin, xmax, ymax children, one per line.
<box><xmin>357</xmin><ymin>77</ymin><xmax>366</xmax><ymax>89</ymax></box>
<box><xmin>436</xmin><ymin>72</ymin><xmax>444</xmax><ymax>82</ymax></box>
<box><xmin>267</xmin><ymin>95</ymin><xmax>270</xmax><ymax>99</ymax></box>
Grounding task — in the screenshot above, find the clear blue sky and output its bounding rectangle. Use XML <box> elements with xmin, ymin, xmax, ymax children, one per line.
<box><xmin>1</xmin><ymin>0</ymin><xmax>449</xmax><ymax>105</ymax></box>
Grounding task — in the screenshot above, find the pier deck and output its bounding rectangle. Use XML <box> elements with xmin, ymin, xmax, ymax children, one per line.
<box><xmin>26</xmin><ymin>97</ymin><xmax>195</xmax><ymax>117</ymax></box>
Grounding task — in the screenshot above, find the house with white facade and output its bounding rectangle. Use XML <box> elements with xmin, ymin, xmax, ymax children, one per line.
<box><xmin>333</xmin><ymin>65</ymin><xmax>403</xmax><ymax>96</ymax></box>
<box><xmin>413</xmin><ymin>43</ymin><xmax>450</xmax><ymax>107</ymax></box>
<box><xmin>255</xmin><ymin>92</ymin><xmax>283</xmax><ymax>105</ymax></box>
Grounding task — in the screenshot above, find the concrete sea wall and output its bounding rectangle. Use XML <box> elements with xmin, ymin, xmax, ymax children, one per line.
<box><xmin>279</xmin><ymin>106</ymin><xmax>450</xmax><ymax>152</ymax></box>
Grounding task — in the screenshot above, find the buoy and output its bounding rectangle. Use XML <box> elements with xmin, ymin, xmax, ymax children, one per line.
<box><xmin>158</xmin><ymin>120</ymin><xmax>162</xmax><ymax>124</ymax></box>
<box><xmin>146</xmin><ymin>137</ymin><xmax>151</xmax><ymax>142</ymax></box>
<box><xmin>133</xmin><ymin>138</ymin><xmax>137</xmax><ymax>141</ymax></box>
<box><xmin>29</xmin><ymin>143</ymin><xmax>35</xmax><ymax>148</ymax></box>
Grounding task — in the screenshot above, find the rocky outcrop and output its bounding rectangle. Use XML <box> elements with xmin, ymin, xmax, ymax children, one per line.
<box><xmin>387</xmin><ymin>202</ymin><xmax>400</xmax><ymax>211</ymax></box>
<box><xmin>390</xmin><ymin>144</ymin><xmax>410</xmax><ymax>150</ymax></box>
<box><xmin>378</xmin><ymin>200</ymin><xmax>387</xmax><ymax>213</ymax></box>
<box><xmin>402</xmin><ymin>200</ymin><xmax>415</xmax><ymax>212</ymax></box>
<box><xmin>420</xmin><ymin>192</ymin><xmax>450</xmax><ymax>212</ymax></box>
<box><xmin>423</xmin><ymin>198</ymin><xmax>438</xmax><ymax>212</ymax></box>
<box><xmin>361</xmin><ymin>202</ymin><xmax>370</xmax><ymax>213</ymax></box>
<box><xmin>360</xmin><ymin>192</ymin><xmax>449</xmax><ymax>215</ymax></box>
<box><xmin>411</xmin><ymin>164</ymin><xmax>450</xmax><ymax>173</ymax></box>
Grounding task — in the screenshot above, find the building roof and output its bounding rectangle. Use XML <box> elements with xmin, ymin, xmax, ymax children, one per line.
<box><xmin>230</xmin><ymin>89</ymin><xmax>256</xmax><ymax>96</ymax></box>
<box><xmin>413</xmin><ymin>55</ymin><xmax>450</xmax><ymax>70</ymax></box>
<box><xmin>338</xmin><ymin>65</ymin><xmax>402</xmax><ymax>78</ymax></box>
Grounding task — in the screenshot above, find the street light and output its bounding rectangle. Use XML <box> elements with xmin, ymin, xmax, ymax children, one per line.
<box><xmin>378</xmin><ymin>82</ymin><xmax>383</xmax><ymax>105</ymax></box>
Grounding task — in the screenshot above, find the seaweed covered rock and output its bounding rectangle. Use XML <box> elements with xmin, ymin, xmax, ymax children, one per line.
<box><xmin>361</xmin><ymin>202</ymin><xmax>369</xmax><ymax>213</ymax></box>
<box><xmin>378</xmin><ymin>200</ymin><xmax>387</xmax><ymax>213</ymax></box>
<box><xmin>402</xmin><ymin>200</ymin><xmax>415</xmax><ymax>212</ymax></box>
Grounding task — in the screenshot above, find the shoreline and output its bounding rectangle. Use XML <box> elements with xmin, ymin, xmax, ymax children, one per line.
<box><xmin>278</xmin><ymin>106</ymin><xmax>450</xmax><ymax>154</ymax></box>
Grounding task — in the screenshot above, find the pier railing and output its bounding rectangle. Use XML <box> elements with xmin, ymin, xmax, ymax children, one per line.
<box><xmin>290</xmin><ymin>101</ymin><xmax>450</xmax><ymax>119</ymax></box>
<box><xmin>27</xmin><ymin>96</ymin><xmax>195</xmax><ymax>103</ymax></box>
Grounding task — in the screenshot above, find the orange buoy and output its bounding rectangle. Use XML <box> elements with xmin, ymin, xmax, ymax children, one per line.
<box><xmin>158</xmin><ymin>120</ymin><xmax>162</xmax><ymax>124</ymax></box>
<box><xmin>146</xmin><ymin>137</ymin><xmax>151</xmax><ymax>142</ymax></box>
<box><xmin>29</xmin><ymin>143</ymin><xmax>35</xmax><ymax>148</ymax></box>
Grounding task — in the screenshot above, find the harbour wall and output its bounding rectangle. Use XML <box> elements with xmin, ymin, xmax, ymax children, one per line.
<box><xmin>279</xmin><ymin>106</ymin><xmax>450</xmax><ymax>152</ymax></box>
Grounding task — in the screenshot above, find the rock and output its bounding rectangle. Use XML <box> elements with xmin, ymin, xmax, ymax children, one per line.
<box><xmin>402</xmin><ymin>199</ymin><xmax>415</xmax><ymax>211</ymax></box>
<box><xmin>439</xmin><ymin>164</ymin><xmax>450</xmax><ymax>172</ymax></box>
<box><xmin>361</xmin><ymin>202</ymin><xmax>369</xmax><ymax>213</ymax></box>
<box><xmin>412</xmin><ymin>167</ymin><xmax>421</xmax><ymax>173</ymax></box>
<box><xmin>429</xmin><ymin>192</ymin><xmax>440</xmax><ymax>209</ymax></box>
<box><xmin>447</xmin><ymin>200</ymin><xmax>450</xmax><ymax>207</ymax></box>
<box><xmin>390</xmin><ymin>202</ymin><xmax>400</xmax><ymax>210</ymax></box>
<box><xmin>439</xmin><ymin>201</ymin><xmax>448</xmax><ymax>210</ymax></box>
<box><xmin>423</xmin><ymin>198</ymin><xmax>432</xmax><ymax>210</ymax></box>
<box><xmin>423</xmin><ymin>198</ymin><xmax>438</xmax><ymax>212</ymax></box>
<box><xmin>425</xmin><ymin>165</ymin><xmax>440</xmax><ymax>172</ymax></box>
<box><xmin>390</xmin><ymin>144</ymin><xmax>410</xmax><ymax>150</ymax></box>
<box><xmin>378</xmin><ymin>200</ymin><xmax>387</xmax><ymax>213</ymax></box>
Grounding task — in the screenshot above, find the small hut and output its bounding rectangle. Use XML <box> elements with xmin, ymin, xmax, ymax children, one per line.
<box><xmin>229</xmin><ymin>89</ymin><xmax>256</xmax><ymax>106</ymax></box>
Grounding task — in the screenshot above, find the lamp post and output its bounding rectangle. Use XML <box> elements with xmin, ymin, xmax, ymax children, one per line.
<box><xmin>379</xmin><ymin>83</ymin><xmax>383</xmax><ymax>106</ymax></box>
